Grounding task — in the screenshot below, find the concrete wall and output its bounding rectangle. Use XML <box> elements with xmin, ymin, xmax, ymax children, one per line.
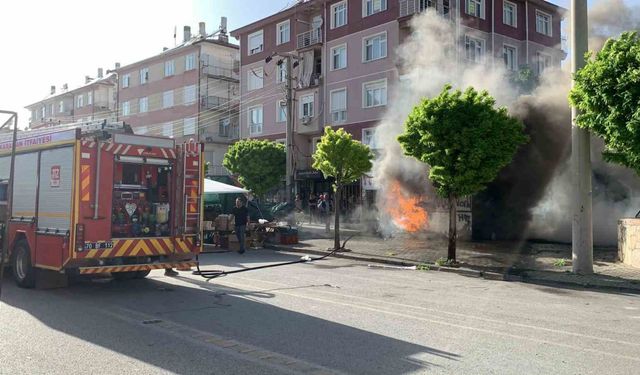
<box><xmin>618</xmin><ymin>219</ymin><xmax>640</xmax><ymax>268</ymax></box>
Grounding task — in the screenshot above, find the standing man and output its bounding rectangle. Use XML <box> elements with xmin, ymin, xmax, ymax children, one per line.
<box><xmin>231</xmin><ymin>197</ymin><xmax>249</xmax><ymax>254</ymax></box>
<box><xmin>308</xmin><ymin>193</ymin><xmax>317</xmax><ymax>224</ymax></box>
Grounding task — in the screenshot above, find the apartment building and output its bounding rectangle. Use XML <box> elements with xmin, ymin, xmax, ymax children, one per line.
<box><xmin>231</xmin><ymin>0</ymin><xmax>564</xmax><ymax>204</ymax></box>
<box><xmin>25</xmin><ymin>70</ymin><xmax>116</xmax><ymax>129</ymax></box>
<box><xmin>116</xmin><ymin>21</ymin><xmax>240</xmax><ymax>176</ymax></box>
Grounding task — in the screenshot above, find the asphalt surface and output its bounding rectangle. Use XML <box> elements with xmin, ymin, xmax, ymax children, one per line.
<box><xmin>1</xmin><ymin>249</ymin><xmax>639</xmax><ymax>374</ymax></box>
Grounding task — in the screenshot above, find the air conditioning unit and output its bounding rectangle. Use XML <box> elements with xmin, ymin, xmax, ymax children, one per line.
<box><xmin>301</xmin><ymin>116</ymin><xmax>310</xmax><ymax>125</ymax></box>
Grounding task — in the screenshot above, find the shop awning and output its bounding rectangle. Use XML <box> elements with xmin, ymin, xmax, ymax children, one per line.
<box><xmin>204</xmin><ymin>178</ymin><xmax>248</xmax><ymax>194</ymax></box>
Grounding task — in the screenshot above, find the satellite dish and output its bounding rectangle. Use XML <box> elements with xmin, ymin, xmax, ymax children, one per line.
<box><xmin>312</xmin><ymin>16</ymin><xmax>323</xmax><ymax>29</ymax></box>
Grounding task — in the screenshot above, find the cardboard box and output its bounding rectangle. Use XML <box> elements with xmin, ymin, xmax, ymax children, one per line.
<box><xmin>214</xmin><ymin>214</ymin><xmax>235</xmax><ymax>231</ymax></box>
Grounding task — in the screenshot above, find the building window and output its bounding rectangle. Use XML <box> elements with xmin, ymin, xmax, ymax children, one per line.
<box><xmin>277</xmin><ymin>60</ymin><xmax>287</xmax><ymax>83</ymax></box>
<box><xmin>139</xmin><ymin>97</ymin><xmax>148</xmax><ymax>113</ymax></box>
<box><xmin>312</xmin><ymin>137</ymin><xmax>322</xmax><ymax>155</ymax></box>
<box><xmin>140</xmin><ymin>68</ymin><xmax>149</xmax><ymax>84</ymax></box>
<box><xmin>122</xmin><ymin>74</ymin><xmax>130</xmax><ymax>88</ymax></box>
<box><xmin>50</xmin><ymin>104</ymin><xmax>54</xmax><ymax>116</ymax></box>
<box><xmin>537</xmin><ymin>52</ymin><xmax>552</xmax><ymax>74</ymax></box>
<box><xmin>300</xmin><ymin>94</ymin><xmax>314</xmax><ymax>119</ymax></box>
<box><xmin>59</xmin><ymin>101</ymin><xmax>64</xmax><ymax>113</ymax></box>
<box><xmin>363</xmin><ymin>0</ymin><xmax>387</xmax><ymax>17</ymax></box>
<box><xmin>183</xmin><ymin>84</ymin><xmax>196</xmax><ymax>105</ymax></box>
<box><xmin>185</xmin><ymin>53</ymin><xmax>196</xmax><ymax>71</ymax></box>
<box><xmin>248</xmin><ymin>30</ymin><xmax>264</xmax><ymax>55</ymax></box>
<box><xmin>362</xmin><ymin>128</ymin><xmax>377</xmax><ymax>149</ymax></box>
<box><xmin>503</xmin><ymin>45</ymin><xmax>517</xmax><ymax>71</ymax></box>
<box><xmin>219</xmin><ymin>118</ymin><xmax>231</xmax><ymax>137</ymax></box>
<box><xmin>465</xmin><ymin>35</ymin><xmax>485</xmax><ymax>63</ymax></box>
<box><xmin>76</xmin><ymin>95</ymin><xmax>84</xmax><ymax>108</ymax></box>
<box><xmin>122</xmin><ymin>101</ymin><xmax>130</xmax><ymax>116</ymax></box>
<box><xmin>87</xmin><ymin>92</ymin><xmax>93</xmax><ymax>105</ymax></box>
<box><xmin>248</xmin><ymin>67</ymin><xmax>264</xmax><ymax>91</ymax></box>
<box><xmin>276</xmin><ymin>100</ymin><xmax>287</xmax><ymax>123</ymax></box>
<box><xmin>331</xmin><ymin>1</ymin><xmax>347</xmax><ymax>29</ymax></box>
<box><xmin>331</xmin><ymin>44</ymin><xmax>347</xmax><ymax>70</ymax></box>
<box><xmin>466</xmin><ymin>0</ymin><xmax>485</xmax><ymax>19</ymax></box>
<box><xmin>183</xmin><ymin>117</ymin><xmax>196</xmax><ymax>136</ymax></box>
<box><xmin>277</xmin><ymin>20</ymin><xmax>290</xmax><ymax>45</ymax></box>
<box><xmin>363</xmin><ymin>79</ymin><xmax>387</xmax><ymax>108</ymax></box>
<box><xmin>248</xmin><ymin>106</ymin><xmax>263</xmax><ymax>135</ymax></box>
<box><xmin>363</xmin><ymin>32</ymin><xmax>387</xmax><ymax>62</ymax></box>
<box><xmin>41</xmin><ymin>107</ymin><xmax>46</xmax><ymax>119</ymax></box>
<box><xmin>536</xmin><ymin>10</ymin><xmax>552</xmax><ymax>36</ymax></box>
<box><xmin>164</xmin><ymin>60</ymin><xmax>175</xmax><ymax>77</ymax></box>
<box><xmin>503</xmin><ymin>1</ymin><xmax>517</xmax><ymax>27</ymax></box>
<box><xmin>162</xmin><ymin>122</ymin><xmax>173</xmax><ymax>138</ymax></box>
<box><xmin>330</xmin><ymin>88</ymin><xmax>347</xmax><ymax>123</ymax></box>
<box><xmin>163</xmin><ymin>90</ymin><xmax>174</xmax><ymax>108</ymax></box>
<box><xmin>443</xmin><ymin>0</ymin><xmax>450</xmax><ymax>18</ymax></box>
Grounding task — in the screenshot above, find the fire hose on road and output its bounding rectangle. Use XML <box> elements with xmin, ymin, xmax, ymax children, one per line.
<box><xmin>193</xmin><ymin>236</ymin><xmax>354</xmax><ymax>280</ymax></box>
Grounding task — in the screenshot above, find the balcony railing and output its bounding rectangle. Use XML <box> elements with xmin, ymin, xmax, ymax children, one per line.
<box><xmin>297</xmin><ymin>28</ymin><xmax>322</xmax><ymax>50</ymax></box>
<box><xmin>400</xmin><ymin>0</ymin><xmax>437</xmax><ymax>18</ymax></box>
<box><xmin>201</xmin><ymin>96</ymin><xmax>230</xmax><ymax>111</ymax></box>
<box><xmin>203</xmin><ymin>65</ymin><xmax>239</xmax><ymax>80</ymax></box>
<box><xmin>206</xmin><ymin>165</ymin><xmax>231</xmax><ymax>177</ymax></box>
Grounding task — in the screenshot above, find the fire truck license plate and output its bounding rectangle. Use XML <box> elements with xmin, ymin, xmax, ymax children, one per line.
<box><xmin>84</xmin><ymin>242</ymin><xmax>114</xmax><ymax>251</ymax></box>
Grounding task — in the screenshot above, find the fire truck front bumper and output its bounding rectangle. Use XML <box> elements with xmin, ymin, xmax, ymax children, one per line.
<box><xmin>78</xmin><ymin>261</ymin><xmax>197</xmax><ymax>275</ymax></box>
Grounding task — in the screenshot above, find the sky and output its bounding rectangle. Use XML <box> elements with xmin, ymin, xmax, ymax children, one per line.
<box><xmin>0</xmin><ymin>0</ymin><xmax>605</xmax><ymax>129</ymax></box>
<box><xmin>0</xmin><ymin>0</ymin><xmax>291</xmax><ymax>129</ymax></box>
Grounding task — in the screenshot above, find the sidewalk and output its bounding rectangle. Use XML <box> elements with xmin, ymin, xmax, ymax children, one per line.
<box><xmin>270</xmin><ymin>223</ymin><xmax>640</xmax><ymax>293</ymax></box>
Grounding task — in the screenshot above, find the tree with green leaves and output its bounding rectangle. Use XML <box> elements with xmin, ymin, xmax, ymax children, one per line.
<box><xmin>313</xmin><ymin>127</ymin><xmax>373</xmax><ymax>251</ymax></box>
<box><xmin>223</xmin><ymin>139</ymin><xmax>286</xmax><ymax>199</ymax></box>
<box><xmin>570</xmin><ymin>32</ymin><xmax>640</xmax><ymax>174</ymax></box>
<box><xmin>398</xmin><ymin>85</ymin><xmax>528</xmax><ymax>261</ymax></box>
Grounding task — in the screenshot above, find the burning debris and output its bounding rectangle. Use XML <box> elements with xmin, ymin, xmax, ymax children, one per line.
<box><xmin>385</xmin><ymin>182</ymin><xmax>429</xmax><ymax>233</ymax></box>
<box><xmin>372</xmin><ymin>2</ymin><xmax>640</xmax><ymax>246</ymax></box>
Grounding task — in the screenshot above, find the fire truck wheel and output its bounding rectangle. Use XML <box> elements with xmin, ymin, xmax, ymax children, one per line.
<box><xmin>111</xmin><ymin>271</ymin><xmax>136</xmax><ymax>281</ymax></box>
<box><xmin>134</xmin><ymin>270</ymin><xmax>151</xmax><ymax>279</ymax></box>
<box><xmin>12</xmin><ymin>240</ymin><xmax>35</xmax><ymax>288</ymax></box>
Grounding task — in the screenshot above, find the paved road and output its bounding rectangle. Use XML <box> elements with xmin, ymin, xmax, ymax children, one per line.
<box><xmin>1</xmin><ymin>250</ymin><xmax>639</xmax><ymax>374</ymax></box>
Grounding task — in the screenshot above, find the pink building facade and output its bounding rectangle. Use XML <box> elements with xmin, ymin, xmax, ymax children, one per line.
<box><xmin>231</xmin><ymin>0</ymin><xmax>565</xmax><ymax>203</ymax></box>
<box><xmin>26</xmin><ymin>71</ymin><xmax>117</xmax><ymax>129</ymax></box>
<box><xmin>116</xmin><ymin>26</ymin><xmax>240</xmax><ymax>176</ymax></box>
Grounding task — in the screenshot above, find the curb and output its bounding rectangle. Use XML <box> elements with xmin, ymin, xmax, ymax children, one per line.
<box><xmin>267</xmin><ymin>244</ymin><xmax>640</xmax><ymax>293</ymax></box>
<box><xmin>267</xmin><ymin>244</ymin><xmax>511</xmax><ymax>282</ymax></box>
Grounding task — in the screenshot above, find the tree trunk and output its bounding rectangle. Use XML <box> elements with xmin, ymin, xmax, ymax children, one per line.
<box><xmin>334</xmin><ymin>185</ymin><xmax>341</xmax><ymax>251</ymax></box>
<box><xmin>448</xmin><ymin>195</ymin><xmax>457</xmax><ymax>262</ymax></box>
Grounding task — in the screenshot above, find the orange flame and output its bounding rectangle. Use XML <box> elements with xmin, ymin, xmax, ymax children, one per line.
<box><xmin>385</xmin><ymin>181</ymin><xmax>429</xmax><ymax>232</ymax></box>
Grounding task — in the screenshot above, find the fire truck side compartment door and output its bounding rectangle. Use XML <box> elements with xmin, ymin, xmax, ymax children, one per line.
<box><xmin>12</xmin><ymin>153</ymin><xmax>38</xmax><ymax>219</ymax></box>
<box><xmin>38</xmin><ymin>147</ymin><xmax>74</xmax><ymax>231</ymax></box>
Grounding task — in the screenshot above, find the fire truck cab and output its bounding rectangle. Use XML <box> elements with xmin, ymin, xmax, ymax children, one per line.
<box><xmin>0</xmin><ymin>120</ymin><xmax>203</xmax><ymax>287</ymax></box>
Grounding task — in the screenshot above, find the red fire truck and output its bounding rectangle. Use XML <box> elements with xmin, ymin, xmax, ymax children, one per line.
<box><xmin>0</xmin><ymin>120</ymin><xmax>203</xmax><ymax>287</ymax></box>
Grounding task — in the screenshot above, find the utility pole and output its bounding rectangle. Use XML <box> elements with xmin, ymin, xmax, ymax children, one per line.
<box><xmin>284</xmin><ymin>55</ymin><xmax>295</xmax><ymax>204</ymax></box>
<box><xmin>571</xmin><ymin>0</ymin><xmax>593</xmax><ymax>274</ymax></box>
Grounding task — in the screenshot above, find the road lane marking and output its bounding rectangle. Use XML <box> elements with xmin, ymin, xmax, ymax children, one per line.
<box><xmin>102</xmin><ymin>306</ymin><xmax>345</xmax><ymax>375</ymax></box>
<box><xmin>210</xmin><ymin>278</ymin><xmax>640</xmax><ymax>363</ymax></box>
<box><xmin>227</xmin><ymin>275</ymin><xmax>640</xmax><ymax>348</ymax></box>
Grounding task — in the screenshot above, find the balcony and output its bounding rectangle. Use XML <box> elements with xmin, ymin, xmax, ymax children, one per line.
<box><xmin>399</xmin><ymin>0</ymin><xmax>437</xmax><ymax>18</ymax></box>
<box><xmin>206</xmin><ymin>165</ymin><xmax>231</xmax><ymax>177</ymax></box>
<box><xmin>297</xmin><ymin>28</ymin><xmax>322</xmax><ymax>50</ymax></box>
<box><xmin>203</xmin><ymin>65</ymin><xmax>239</xmax><ymax>81</ymax></box>
<box><xmin>201</xmin><ymin>96</ymin><xmax>231</xmax><ymax>111</ymax></box>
